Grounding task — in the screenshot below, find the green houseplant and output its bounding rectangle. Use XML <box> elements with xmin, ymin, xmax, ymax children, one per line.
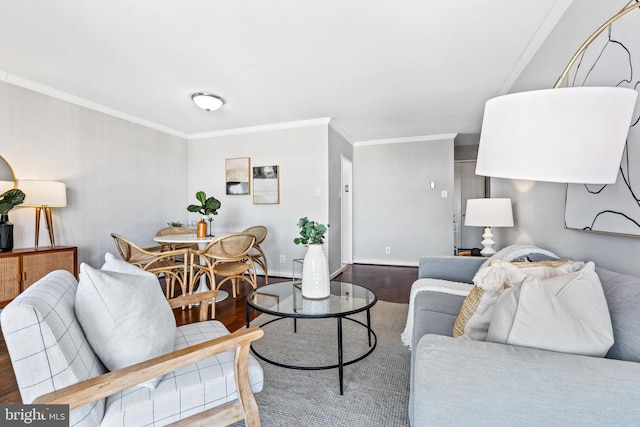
<box><xmin>293</xmin><ymin>217</ymin><xmax>329</xmax><ymax>245</ymax></box>
<box><xmin>0</xmin><ymin>188</ymin><xmax>26</xmax><ymax>252</ymax></box>
<box><xmin>187</xmin><ymin>191</ymin><xmax>221</xmax><ymax>237</ymax></box>
<box><xmin>294</xmin><ymin>217</ymin><xmax>330</xmax><ymax>299</ymax></box>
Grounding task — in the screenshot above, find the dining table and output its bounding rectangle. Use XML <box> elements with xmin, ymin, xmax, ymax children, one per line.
<box><xmin>153</xmin><ymin>233</ymin><xmax>229</xmax><ymax>302</ymax></box>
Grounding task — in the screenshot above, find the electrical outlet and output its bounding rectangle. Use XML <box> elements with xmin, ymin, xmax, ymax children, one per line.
<box><xmin>441</xmin><ymin>190</ymin><xmax>448</xmax><ymax>198</ymax></box>
<box><xmin>385</xmin><ymin>247</ymin><xmax>391</xmax><ymax>254</ymax></box>
<box><xmin>280</xmin><ymin>255</ymin><xmax>285</xmax><ymax>263</ymax></box>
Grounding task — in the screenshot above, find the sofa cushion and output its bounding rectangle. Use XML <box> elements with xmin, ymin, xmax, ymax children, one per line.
<box><xmin>596</xmin><ymin>267</ymin><xmax>640</xmax><ymax>362</ymax></box>
<box><xmin>75</xmin><ymin>263</ymin><xmax>177</xmax><ymax>388</ymax></box>
<box><xmin>454</xmin><ymin>260</ymin><xmax>581</xmax><ymax>340</ymax></box>
<box><xmin>487</xmin><ymin>262</ymin><xmax>614</xmax><ymax>357</ymax></box>
<box><xmin>102</xmin><ymin>251</ymin><xmax>147</xmax><ymax>274</ymax></box>
<box><xmin>102</xmin><ymin>321</ymin><xmax>264</xmax><ymax>425</ymax></box>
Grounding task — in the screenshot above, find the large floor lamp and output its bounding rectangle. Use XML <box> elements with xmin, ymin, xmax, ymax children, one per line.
<box><xmin>476</xmin><ymin>1</ymin><xmax>640</xmax><ymax>185</ymax></box>
<box><xmin>19</xmin><ymin>180</ymin><xmax>67</xmax><ymax>249</ymax></box>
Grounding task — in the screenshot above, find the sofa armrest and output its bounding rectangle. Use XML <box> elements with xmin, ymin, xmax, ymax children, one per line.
<box><xmin>410</xmin><ymin>334</ymin><xmax>640</xmax><ymax>426</ymax></box>
<box><xmin>418</xmin><ymin>256</ymin><xmax>485</xmax><ymax>283</ymax></box>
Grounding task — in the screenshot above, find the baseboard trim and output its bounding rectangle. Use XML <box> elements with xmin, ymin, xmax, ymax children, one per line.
<box><xmin>352</xmin><ymin>258</ymin><xmax>419</xmax><ymax>267</ymax></box>
<box><xmin>330</xmin><ymin>264</ymin><xmax>350</xmax><ymax>279</ymax></box>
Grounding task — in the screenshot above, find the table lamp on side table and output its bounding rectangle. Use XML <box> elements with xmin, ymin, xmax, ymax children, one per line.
<box><xmin>19</xmin><ymin>180</ymin><xmax>67</xmax><ymax>249</ymax></box>
<box><xmin>464</xmin><ymin>198</ymin><xmax>513</xmax><ymax>257</ymax></box>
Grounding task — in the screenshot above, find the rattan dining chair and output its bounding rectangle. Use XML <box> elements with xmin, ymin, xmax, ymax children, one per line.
<box><xmin>111</xmin><ymin>233</ymin><xmax>190</xmax><ymax>299</ymax></box>
<box><xmin>155</xmin><ymin>226</ymin><xmax>198</xmax><ymax>252</ymax></box>
<box><xmin>191</xmin><ymin>232</ymin><xmax>257</xmax><ymax>299</ymax></box>
<box><xmin>243</xmin><ymin>225</ymin><xmax>269</xmax><ymax>284</ymax></box>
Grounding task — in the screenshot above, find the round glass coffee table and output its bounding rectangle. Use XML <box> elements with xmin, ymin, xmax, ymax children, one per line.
<box><xmin>246</xmin><ymin>280</ymin><xmax>377</xmax><ymax>395</ymax></box>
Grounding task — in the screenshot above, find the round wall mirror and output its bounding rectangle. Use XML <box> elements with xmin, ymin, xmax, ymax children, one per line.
<box><xmin>0</xmin><ymin>155</ymin><xmax>17</xmax><ymax>191</ymax></box>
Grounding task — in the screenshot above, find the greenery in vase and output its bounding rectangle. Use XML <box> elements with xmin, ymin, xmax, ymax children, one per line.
<box><xmin>187</xmin><ymin>191</ymin><xmax>221</xmax><ymax>216</ymax></box>
<box><xmin>167</xmin><ymin>221</ymin><xmax>183</xmax><ymax>227</ymax></box>
<box><xmin>293</xmin><ymin>217</ymin><xmax>329</xmax><ymax>245</ymax></box>
<box><xmin>0</xmin><ymin>188</ymin><xmax>25</xmax><ymax>215</ymax></box>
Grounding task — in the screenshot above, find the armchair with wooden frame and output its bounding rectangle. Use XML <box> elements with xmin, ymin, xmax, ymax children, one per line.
<box><xmin>1</xmin><ymin>269</ymin><xmax>264</xmax><ymax>427</ymax></box>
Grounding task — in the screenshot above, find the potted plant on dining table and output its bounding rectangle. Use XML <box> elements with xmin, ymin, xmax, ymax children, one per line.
<box><xmin>187</xmin><ymin>191</ymin><xmax>221</xmax><ymax>237</ymax></box>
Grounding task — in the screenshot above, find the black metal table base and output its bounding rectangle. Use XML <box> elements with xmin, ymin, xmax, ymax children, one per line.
<box><xmin>248</xmin><ymin>312</ymin><xmax>377</xmax><ymax>395</ymax></box>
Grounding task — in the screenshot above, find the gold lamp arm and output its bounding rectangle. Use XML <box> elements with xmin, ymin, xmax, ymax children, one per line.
<box><xmin>554</xmin><ymin>1</ymin><xmax>640</xmax><ymax>88</ymax></box>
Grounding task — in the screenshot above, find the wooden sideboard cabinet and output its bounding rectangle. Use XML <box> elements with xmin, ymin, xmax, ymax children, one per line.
<box><xmin>0</xmin><ymin>246</ymin><xmax>78</xmax><ymax>308</ymax></box>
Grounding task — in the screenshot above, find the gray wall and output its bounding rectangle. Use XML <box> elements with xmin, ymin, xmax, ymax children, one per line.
<box><xmin>0</xmin><ymin>81</ymin><xmax>188</xmax><ymax>268</ymax></box>
<box><xmin>491</xmin><ymin>0</ymin><xmax>640</xmax><ymax>277</ymax></box>
<box><xmin>353</xmin><ymin>137</ymin><xmax>454</xmax><ymax>265</ymax></box>
<box><xmin>328</xmin><ymin>125</ymin><xmax>353</xmax><ymax>274</ymax></box>
<box><xmin>491</xmin><ymin>178</ymin><xmax>640</xmax><ymax>277</ymax></box>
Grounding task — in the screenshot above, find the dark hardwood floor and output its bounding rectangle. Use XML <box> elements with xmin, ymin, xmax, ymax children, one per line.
<box><xmin>0</xmin><ymin>264</ymin><xmax>417</xmax><ymax>404</ymax></box>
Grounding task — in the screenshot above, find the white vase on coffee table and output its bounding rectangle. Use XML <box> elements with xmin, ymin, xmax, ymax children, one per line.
<box><xmin>301</xmin><ymin>243</ymin><xmax>330</xmax><ymax>299</ymax></box>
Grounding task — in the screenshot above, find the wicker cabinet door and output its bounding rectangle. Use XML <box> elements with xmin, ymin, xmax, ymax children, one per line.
<box><xmin>22</xmin><ymin>250</ymin><xmax>76</xmax><ymax>290</ymax></box>
<box><xmin>0</xmin><ymin>256</ymin><xmax>21</xmax><ymax>307</ymax></box>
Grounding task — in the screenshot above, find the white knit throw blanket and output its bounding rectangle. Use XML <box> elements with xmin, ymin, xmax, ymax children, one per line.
<box><xmin>400</xmin><ymin>278</ymin><xmax>472</xmax><ymax>348</ymax></box>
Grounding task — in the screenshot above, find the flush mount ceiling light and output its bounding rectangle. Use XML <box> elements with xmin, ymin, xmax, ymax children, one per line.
<box><xmin>191</xmin><ymin>92</ymin><xmax>225</xmax><ymax>112</ymax></box>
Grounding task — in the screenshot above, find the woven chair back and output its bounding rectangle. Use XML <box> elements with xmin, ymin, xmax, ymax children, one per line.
<box><xmin>205</xmin><ymin>233</ymin><xmax>255</xmax><ymax>260</ymax></box>
<box><xmin>111</xmin><ymin>233</ymin><xmax>153</xmax><ymax>264</ymax></box>
<box><xmin>155</xmin><ymin>227</ymin><xmax>193</xmax><ymax>237</ymax></box>
<box><xmin>243</xmin><ymin>226</ymin><xmax>267</xmax><ymax>245</ymax></box>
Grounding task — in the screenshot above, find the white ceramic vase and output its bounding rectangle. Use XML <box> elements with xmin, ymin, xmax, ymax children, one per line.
<box><xmin>301</xmin><ymin>243</ymin><xmax>330</xmax><ymax>299</ymax></box>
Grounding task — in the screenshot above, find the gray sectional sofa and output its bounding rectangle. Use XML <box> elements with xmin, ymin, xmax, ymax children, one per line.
<box><xmin>409</xmin><ymin>254</ymin><xmax>640</xmax><ymax>426</ymax></box>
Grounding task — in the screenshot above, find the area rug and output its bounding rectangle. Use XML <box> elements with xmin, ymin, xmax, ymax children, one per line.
<box><xmin>238</xmin><ymin>300</ymin><xmax>411</xmax><ymax>427</ymax></box>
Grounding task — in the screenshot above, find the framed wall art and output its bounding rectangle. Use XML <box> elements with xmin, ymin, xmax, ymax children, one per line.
<box><xmin>225</xmin><ymin>157</ymin><xmax>250</xmax><ymax>195</ymax></box>
<box><xmin>253</xmin><ymin>165</ymin><xmax>279</xmax><ymax>204</ymax></box>
<box><xmin>564</xmin><ymin>7</ymin><xmax>640</xmax><ymax>237</ymax></box>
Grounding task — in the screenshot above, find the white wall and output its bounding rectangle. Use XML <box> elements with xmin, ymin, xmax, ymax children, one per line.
<box><xmin>353</xmin><ymin>137</ymin><xmax>454</xmax><ymax>265</ymax></box>
<box><xmin>0</xmin><ymin>81</ymin><xmax>188</xmax><ymax>268</ymax></box>
<box><xmin>187</xmin><ymin>125</ymin><xmax>330</xmax><ymax>278</ymax></box>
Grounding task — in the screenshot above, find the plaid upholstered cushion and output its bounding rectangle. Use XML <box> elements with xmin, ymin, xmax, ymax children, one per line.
<box><xmin>103</xmin><ymin>321</ymin><xmax>264</xmax><ymax>426</ymax></box>
<box><xmin>1</xmin><ymin>270</ymin><xmax>106</xmax><ymax>427</ymax></box>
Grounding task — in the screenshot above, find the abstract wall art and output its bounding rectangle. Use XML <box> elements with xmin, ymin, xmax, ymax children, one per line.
<box><xmin>225</xmin><ymin>157</ymin><xmax>250</xmax><ymax>195</ymax></box>
<box><xmin>564</xmin><ymin>4</ymin><xmax>640</xmax><ymax>236</ymax></box>
<box><xmin>253</xmin><ymin>165</ymin><xmax>279</xmax><ymax>204</ymax></box>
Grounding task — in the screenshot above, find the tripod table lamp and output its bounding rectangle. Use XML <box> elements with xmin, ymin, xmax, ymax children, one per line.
<box><xmin>19</xmin><ymin>180</ymin><xmax>67</xmax><ymax>249</ymax></box>
<box><xmin>464</xmin><ymin>198</ymin><xmax>514</xmax><ymax>257</ymax></box>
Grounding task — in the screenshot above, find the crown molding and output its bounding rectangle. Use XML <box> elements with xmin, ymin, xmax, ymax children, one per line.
<box><xmin>1</xmin><ymin>71</ymin><xmax>189</xmax><ymax>139</ymax></box>
<box><xmin>355</xmin><ymin>133</ymin><xmax>458</xmax><ymax>147</ymax></box>
<box><xmin>328</xmin><ymin>119</ymin><xmax>355</xmax><ymax>145</ymax></box>
<box><xmin>188</xmin><ymin>117</ymin><xmax>331</xmax><ymax>139</ymax></box>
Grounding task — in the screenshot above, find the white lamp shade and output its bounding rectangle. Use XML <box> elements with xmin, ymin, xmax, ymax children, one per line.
<box><xmin>19</xmin><ymin>180</ymin><xmax>67</xmax><ymax>207</ymax></box>
<box><xmin>191</xmin><ymin>93</ymin><xmax>225</xmax><ymax>112</ymax></box>
<box><xmin>465</xmin><ymin>198</ymin><xmax>514</xmax><ymax>227</ymax></box>
<box><xmin>476</xmin><ymin>87</ymin><xmax>638</xmax><ymax>184</ymax></box>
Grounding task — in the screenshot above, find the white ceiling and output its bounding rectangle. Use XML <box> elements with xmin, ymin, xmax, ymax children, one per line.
<box><xmin>0</xmin><ymin>0</ymin><xmax>613</xmax><ymax>142</ymax></box>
